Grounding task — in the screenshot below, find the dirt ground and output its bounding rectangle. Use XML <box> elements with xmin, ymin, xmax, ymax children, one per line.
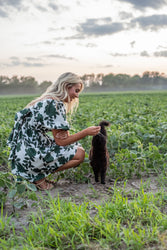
<box><xmin>4</xmin><ymin>174</ymin><xmax>167</xmax><ymax>234</ymax></box>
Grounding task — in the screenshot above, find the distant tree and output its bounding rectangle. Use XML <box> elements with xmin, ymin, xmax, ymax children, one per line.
<box><xmin>151</xmin><ymin>71</ymin><xmax>160</xmax><ymax>78</ymax></box>
<box><xmin>81</xmin><ymin>73</ymin><xmax>95</xmax><ymax>87</ymax></box>
<box><xmin>39</xmin><ymin>80</ymin><xmax>52</xmax><ymax>93</ymax></box>
<box><xmin>10</xmin><ymin>75</ymin><xmax>20</xmax><ymax>87</ymax></box>
<box><xmin>81</xmin><ymin>74</ymin><xmax>88</xmax><ymax>81</ymax></box>
<box><xmin>0</xmin><ymin>76</ymin><xmax>10</xmax><ymax>94</ymax></box>
<box><xmin>95</xmin><ymin>73</ymin><xmax>104</xmax><ymax>85</ymax></box>
<box><xmin>131</xmin><ymin>74</ymin><xmax>141</xmax><ymax>81</ymax></box>
<box><xmin>0</xmin><ymin>76</ymin><xmax>10</xmax><ymax>85</ymax></box>
<box><xmin>18</xmin><ymin>76</ymin><xmax>38</xmax><ymax>94</ymax></box>
<box><xmin>129</xmin><ymin>74</ymin><xmax>141</xmax><ymax>89</ymax></box>
<box><xmin>20</xmin><ymin>76</ymin><xmax>38</xmax><ymax>88</ymax></box>
<box><xmin>102</xmin><ymin>73</ymin><xmax>115</xmax><ymax>87</ymax></box>
<box><xmin>142</xmin><ymin>71</ymin><xmax>150</xmax><ymax>79</ymax></box>
<box><xmin>114</xmin><ymin>74</ymin><xmax>130</xmax><ymax>88</ymax></box>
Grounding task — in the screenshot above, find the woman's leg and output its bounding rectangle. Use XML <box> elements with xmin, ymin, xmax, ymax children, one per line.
<box><xmin>55</xmin><ymin>146</ymin><xmax>85</xmax><ymax>172</ymax></box>
<box><xmin>34</xmin><ymin>147</ymin><xmax>85</xmax><ymax>190</ymax></box>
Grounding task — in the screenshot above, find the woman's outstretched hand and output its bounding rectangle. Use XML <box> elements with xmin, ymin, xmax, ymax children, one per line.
<box><xmin>85</xmin><ymin>126</ymin><xmax>101</xmax><ymax>136</ymax></box>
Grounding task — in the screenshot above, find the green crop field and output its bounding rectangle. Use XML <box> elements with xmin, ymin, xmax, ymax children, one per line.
<box><xmin>0</xmin><ymin>92</ymin><xmax>167</xmax><ymax>249</ymax></box>
<box><xmin>1</xmin><ymin>91</ymin><xmax>167</xmax><ymax>176</ymax></box>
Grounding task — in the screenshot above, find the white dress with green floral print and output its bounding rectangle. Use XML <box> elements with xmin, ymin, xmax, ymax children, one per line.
<box><xmin>7</xmin><ymin>99</ymin><xmax>79</xmax><ymax>182</ymax></box>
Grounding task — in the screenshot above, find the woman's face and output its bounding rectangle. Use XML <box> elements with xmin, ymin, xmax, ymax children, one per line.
<box><xmin>65</xmin><ymin>83</ymin><xmax>82</xmax><ymax>102</ymax></box>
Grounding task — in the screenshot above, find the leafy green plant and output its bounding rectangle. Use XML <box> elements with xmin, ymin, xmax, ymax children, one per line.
<box><xmin>0</xmin><ymin>172</ymin><xmax>12</xmax><ymax>207</ymax></box>
<box><xmin>7</xmin><ymin>177</ymin><xmax>37</xmax><ymax>212</ymax></box>
<box><xmin>0</xmin><ymin>170</ymin><xmax>37</xmax><ymax>212</ymax></box>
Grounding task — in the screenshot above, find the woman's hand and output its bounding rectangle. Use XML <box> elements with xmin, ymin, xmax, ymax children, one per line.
<box><xmin>84</xmin><ymin>126</ymin><xmax>101</xmax><ymax>136</ymax></box>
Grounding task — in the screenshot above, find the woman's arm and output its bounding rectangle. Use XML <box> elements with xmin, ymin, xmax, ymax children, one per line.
<box><xmin>52</xmin><ymin>126</ymin><xmax>100</xmax><ymax>146</ymax></box>
<box><xmin>54</xmin><ymin>129</ymin><xmax>69</xmax><ymax>139</ymax></box>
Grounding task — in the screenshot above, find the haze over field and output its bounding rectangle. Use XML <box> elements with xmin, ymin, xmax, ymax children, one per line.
<box><xmin>1</xmin><ymin>0</ymin><xmax>167</xmax><ymax>82</ymax></box>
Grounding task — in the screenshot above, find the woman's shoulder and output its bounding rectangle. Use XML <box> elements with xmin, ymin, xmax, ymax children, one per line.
<box><xmin>34</xmin><ymin>98</ymin><xmax>63</xmax><ymax>106</ymax></box>
<box><xmin>33</xmin><ymin>99</ymin><xmax>65</xmax><ymax>114</ymax></box>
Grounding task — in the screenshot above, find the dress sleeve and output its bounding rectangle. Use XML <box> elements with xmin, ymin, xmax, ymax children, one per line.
<box><xmin>34</xmin><ymin>99</ymin><xmax>70</xmax><ymax>130</ymax></box>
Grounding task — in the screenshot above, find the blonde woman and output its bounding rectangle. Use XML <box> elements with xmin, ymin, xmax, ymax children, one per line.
<box><xmin>8</xmin><ymin>72</ymin><xmax>100</xmax><ymax>190</ymax></box>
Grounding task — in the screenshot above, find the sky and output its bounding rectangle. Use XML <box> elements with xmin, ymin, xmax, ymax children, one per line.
<box><xmin>1</xmin><ymin>0</ymin><xmax>167</xmax><ymax>83</ymax></box>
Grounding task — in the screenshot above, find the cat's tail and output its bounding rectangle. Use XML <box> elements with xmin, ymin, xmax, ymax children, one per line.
<box><xmin>99</xmin><ymin>120</ymin><xmax>110</xmax><ymax>136</ymax></box>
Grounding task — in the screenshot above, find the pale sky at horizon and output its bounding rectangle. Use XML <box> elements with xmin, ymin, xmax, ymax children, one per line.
<box><xmin>1</xmin><ymin>0</ymin><xmax>167</xmax><ymax>83</ymax></box>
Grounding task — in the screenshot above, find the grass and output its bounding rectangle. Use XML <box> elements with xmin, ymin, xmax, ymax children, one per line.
<box><xmin>0</xmin><ymin>184</ymin><xmax>167</xmax><ymax>249</ymax></box>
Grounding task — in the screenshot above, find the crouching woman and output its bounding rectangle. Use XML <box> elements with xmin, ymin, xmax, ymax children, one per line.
<box><xmin>7</xmin><ymin>72</ymin><xmax>100</xmax><ymax>190</ymax></box>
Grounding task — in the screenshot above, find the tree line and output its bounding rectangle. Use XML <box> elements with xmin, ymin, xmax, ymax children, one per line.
<box><xmin>83</xmin><ymin>71</ymin><xmax>167</xmax><ymax>91</ymax></box>
<box><xmin>0</xmin><ymin>71</ymin><xmax>167</xmax><ymax>95</ymax></box>
<box><xmin>0</xmin><ymin>76</ymin><xmax>52</xmax><ymax>95</ymax></box>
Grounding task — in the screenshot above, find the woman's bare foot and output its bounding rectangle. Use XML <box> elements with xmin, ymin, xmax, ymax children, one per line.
<box><xmin>34</xmin><ymin>178</ymin><xmax>55</xmax><ymax>190</ymax></box>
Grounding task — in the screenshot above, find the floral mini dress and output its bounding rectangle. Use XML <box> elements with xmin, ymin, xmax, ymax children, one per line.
<box><xmin>7</xmin><ymin>99</ymin><xmax>79</xmax><ymax>182</ymax></box>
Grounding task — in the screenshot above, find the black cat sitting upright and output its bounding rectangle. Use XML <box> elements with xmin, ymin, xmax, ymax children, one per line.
<box><xmin>89</xmin><ymin>120</ymin><xmax>110</xmax><ymax>184</ymax></box>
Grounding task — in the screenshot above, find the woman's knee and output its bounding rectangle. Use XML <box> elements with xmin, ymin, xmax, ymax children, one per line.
<box><xmin>75</xmin><ymin>147</ymin><xmax>85</xmax><ymax>162</ymax></box>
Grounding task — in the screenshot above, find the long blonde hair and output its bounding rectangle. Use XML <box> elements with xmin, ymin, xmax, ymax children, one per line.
<box><xmin>26</xmin><ymin>72</ymin><xmax>84</xmax><ymax>113</ymax></box>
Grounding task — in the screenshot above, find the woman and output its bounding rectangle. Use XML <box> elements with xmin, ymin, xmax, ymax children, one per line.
<box><xmin>7</xmin><ymin>72</ymin><xmax>100</xmax><ymax>190</ymax></box>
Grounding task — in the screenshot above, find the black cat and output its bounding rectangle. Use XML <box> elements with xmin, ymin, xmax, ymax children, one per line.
<box><xmin>89</xmin><ymin>120</ymin><xmax>110</xmax><ymax>184</ymax></box>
